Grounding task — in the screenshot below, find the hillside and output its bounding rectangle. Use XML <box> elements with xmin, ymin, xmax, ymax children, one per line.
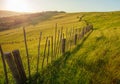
<box><xmin>0</xmin><ymin>10</ymin><xmax>22</xmax><ymax>17</ymax></box>
<box><xmin>0</xmin><ymin>11</ymin><xmax>65</xmax><ymax>31</ymax></box>
<box><xmin>39</xmin><ymin>11</ymin><xmax>120</xmax><ymax>84</ymax></box>
<box><xmin>0</xmin><ymin>11</ymin><xmax>120</xmax><ymax>84</ymax></box>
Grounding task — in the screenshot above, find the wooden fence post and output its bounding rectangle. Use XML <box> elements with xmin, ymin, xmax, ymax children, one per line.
<box><xmin>54</xmin><ymin>23</ymin><xmax>57</xmax><ymax>59</ymax></box>
<box><xmin>67</xmin><ymin>30</ymin><xmax>71</xmax><ymax>51</ymax></box>
<box><xmin>88</xmin><ymin>25</ymin><xmax>91</xmax><ymax>32</ymax></box>
<box><xmin>36</xmin><ymin>32</ymin><xmax>42</xmax><ymax>74</ymax></box>
<box><xmin>56</xmin><ymin>30</ymin><xmax>60</xmax><ymax>58</ymax></box>
<box><xmin>69</xmin><ymin>29</ymin><xmax>72</xmax><ymax>50</ymax></box>
<box><xmin>90</xmin><ymin>24</ymin><xmax>93</xmax><ymax>30</ymax></box>
<box><xmin>4</xmin><ymin>52</ymin><xmax>22</xmax><ymax>84</ymax></box>
<box><xmin>84</xmin><ymin>27</ymin><xmax>87</xmax><ymax>34</ymax></box>
<box><xmin>12</xmin><ymin>50</ymin><xmax>27</xmax><ymax>83</ymax></box>
<box><xmin>74</xmin><ymin>34</ymin><xmax>77</xmax><ymax>45</ymax></box>
<box><xmin>78</xmin><ymin>28</ymin><xmax>81</xmax><ymax>40</ymax></box>
<box><xmin>0</xmin><ymin>45</ymin><xmax>8</xmax><ymax>84</ymax></box>
<box><xmin>81</xmin><ymin>28</ymin><xmax>85</xmax><ymax>37</ymax></box>
<box><xmin>23</xmin><ymin>27</ymin><xmax>31</xmax><ymax>79</ymax></box>
<box><xmin>42</xmin><ymin>37</ymin><xmax>48</xmax><ymax>69</ymax></box>
<box><xmin>60</xmin><ymin>27</ymin><xmax>63</xmax><ymax>54</ymax></box>
<box><xmin>61</xmin><ymin>39</ymin><xmax>66</xmax><ymax>54</ymax></box>
<box><xmin>65</xmin><ymin>28</ymin><xmax>68</xmax><ymax>51</ymax></box>
<box><xmin>47</xmin><ymin>40</ymin><xmax>50</xmax><ymax>65</ymax></box>
<box><xmin>51</xmin><ymin>36</ymin><xmax>53</xmax><ymax>62</ymax></box>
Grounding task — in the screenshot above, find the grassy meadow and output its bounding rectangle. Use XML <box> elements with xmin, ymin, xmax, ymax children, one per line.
<box><xmin>0</xmin><ymin>11</ymin><xmax>120</xmax><ymax>84</ymax></box>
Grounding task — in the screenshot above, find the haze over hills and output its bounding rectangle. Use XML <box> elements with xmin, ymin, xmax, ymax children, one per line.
<box><xmin>0</xmin><ymin>10</ymin><xmax>65</xmax><ymax>31</ymax></box>
<box><xmin>0</xmin><ymin>10</ymin><xmax>24</xmax><ymax>17</ymax></box>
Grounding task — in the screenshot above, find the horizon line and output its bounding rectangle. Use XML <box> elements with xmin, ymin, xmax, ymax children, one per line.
<box><xmin>0</xmin><ymin>9</ymin><xmax>120</xmax><ymax>13</ymax></box>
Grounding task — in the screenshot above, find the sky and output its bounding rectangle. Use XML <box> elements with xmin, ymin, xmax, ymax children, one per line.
<box><xmin>0</xmin><ymin>0</ymin><xmax>120</xmax><ymax>12</ymax></box>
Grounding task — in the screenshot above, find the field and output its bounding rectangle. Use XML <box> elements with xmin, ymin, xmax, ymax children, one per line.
<box><xmin>0</xmin><ymin>11</ymin><xmax>120</xmax><ymax>84</ymax></box>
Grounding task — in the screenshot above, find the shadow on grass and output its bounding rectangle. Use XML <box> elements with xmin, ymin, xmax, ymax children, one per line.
<box><xmin>71</xmin><ymin>30</ymin><xmax>93</xmax><ymax>55</ymax></box>
<box><xmin>30</xmin><ymin>30</ymin><xmax>93</xmax><ymax>84</ymax></box>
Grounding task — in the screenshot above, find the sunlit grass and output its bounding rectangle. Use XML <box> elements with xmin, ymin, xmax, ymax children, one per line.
<box><xmin>0</xmin><ymin>11</ymin><xmax>120</xmax><ymax>83</ymax></box>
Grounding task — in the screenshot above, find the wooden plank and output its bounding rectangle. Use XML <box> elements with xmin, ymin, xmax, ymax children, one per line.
<box><xmin>4</xmin><ymin>52</ymin><xmax>22</xmax><ymax>84</ymax></box>
<box><xmin>12</xmin><ymin>50</ymin><xmax>27</xmax><ymax>83</ymax></box>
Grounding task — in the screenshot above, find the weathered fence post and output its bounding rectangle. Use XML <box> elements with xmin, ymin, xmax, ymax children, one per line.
<box><xmin>84</xmin><ymin>27</ymin><xmax>87</xmax><ymax>34</ymax></box>
<box><xmin>60</xmin><ymin>27</ymin><xmax>63</xmax><ymax>54</ymax></box>
<box><xmin>51</xmin><ymin>36</ymin><xmax>53</xmax><ymax>62</ymax></box>
<box><xmin>0</xmin><ymin>45</ymin><xmax>8</xmax><ymax>84</ymax></box>
<box><xmin>78</xmin><ymin>28</ymin><xmax>81</xmax><ymax>40</ymax></box>
<box><xmin>4</xmin><ymin>52</ymin><xmax>21</xmax><ymax>84</ymax></box>
<box><xmin>42</xmin><ymin>37</ymin><xmax>48</xmax><ymax>69</ymax></box>
<box><xmin>81</xmin><ymin>28</ymin><xmax>85</xmax><ymax>37</ymax></box>
<box><xmin>54</xmin><ymin>23</ymin><xmax>57</xmax><ymax>59</ymax></box>
<box><xmin>61</xmin><ymin>38</ymin><xmax>66</xmax><ymax>54</ymax></box>
<box><xmin>23</xmin><ymin>27</ymin><xmax>31</xmax><ymax>79</ymax></box>
<box><xmin>36</xmin><ymin>32</ymin><xmax>42</xmax><ymax>74</ymax></box>
<box><xmin>58</xmin><ymin>30</ymin><xmax>61</xmax><ymax>55</ymax></box>
<box><xmin>67</xmin><ymin>30</ymin><xmax>71</xmax><ymax>51</ymax></box>
<box><xmin>56</xmin><ymin>30</ymin><xmax>60</xmax><ymax>58</ymax></box>
<box><xmin>69</xmin><ymin>29</ymin><xmax>72</xmax><ymax>50</ymax></box>
<box><xmin>47</xmin><ymin>40</ymin><xmax>50</xmax><ymax>65</ymax></box>
<box><xmin>12</xmin><ymin>50</ymin><xmax>27</xmax><ymax>83</ymax></box>
<box><xmin>65</xmin><ymin>28</ymin><xmax>68</xmax><ymax>51</ymax></box>
<box><xmin>90</xmin><ymin>24</ymin><xmax>93</xmax><ymax>30</ymax></box>
<box><xmin>74</xmin><ymin>34</ymin><xmax>77</xmax><ymax>45</ymax></box>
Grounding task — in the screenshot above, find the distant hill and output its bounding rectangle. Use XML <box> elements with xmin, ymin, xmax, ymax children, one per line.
<box><xmin>0</xmin><ymin>10</ymin><xmax>22</xmax><ymax>17</ymax></box>
<box><xmin>0</xmin><ymin>11</ymin><xmax>65</xmax><ymax>31</ymax></box>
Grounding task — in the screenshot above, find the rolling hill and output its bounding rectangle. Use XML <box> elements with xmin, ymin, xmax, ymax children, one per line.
<box><xmin>0</xmin><ymin>10</ymin><xmax>22</xmax><ymax>17</ymax></box>
<box><xmin>0</xmin><ymin>11</ymin><xmax>120</xmax><ymax>84</ymax></box>
<box><xmin>0</xmin><ymin>11</ymin><xmax>65</xmax><ymax>31</ymax></box>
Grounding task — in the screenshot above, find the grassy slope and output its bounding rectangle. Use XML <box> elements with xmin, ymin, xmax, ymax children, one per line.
<box><xmin>0</xmin><ymin>12</ymin><xmax>85</xmax><ymax>83</ymax></box>
<box><xmin>38</xmin><ymin>12</ymin><xmax>120</xmax><ymax>84</ymax></box>
<box><xmin>0</xmin><ymin>11</ymin><xmax>120</xmax><ymax>83</ymax></box>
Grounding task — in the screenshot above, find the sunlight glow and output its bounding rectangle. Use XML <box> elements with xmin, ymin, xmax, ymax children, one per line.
<box><xmin>5</xmin><ymin>0</ymin><xmax>31</xmax><ymax>12</ymax></box>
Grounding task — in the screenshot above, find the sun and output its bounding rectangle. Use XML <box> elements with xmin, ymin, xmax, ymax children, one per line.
<box><xmin>5</xmin><ymin>0</ymin><xmax>30</xmax><ymax>12</ymax></box>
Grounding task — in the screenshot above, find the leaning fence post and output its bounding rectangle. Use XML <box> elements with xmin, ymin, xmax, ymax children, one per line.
<box><xmin>61</xmin><ymin>38</ymin><xmax>66</xmax><ymax>54</ymax></box>
<box><xmin>23</xmin><ymin>27</ymin><xmax>31</xmax><ymax>79</ymax></box>
<box><xmin>0</xmin><ymin>45</ymin><xmax>8</xmax><ymax>84</ymax></box>
<box><xmin>4</xmin><ymin>52</ymin><xmax>21</xmax><ymax>84</ymax></box>
<box><xmin>12</xmin><ymin>50</ymin><xmax>27</xmax><ymax>83</ymax></box>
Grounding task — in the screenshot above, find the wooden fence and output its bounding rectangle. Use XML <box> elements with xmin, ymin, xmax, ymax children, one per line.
<box><xmin>0</xmin><ymin>24</ymin><xmax>93</xmax><ymax>84</ymax></box>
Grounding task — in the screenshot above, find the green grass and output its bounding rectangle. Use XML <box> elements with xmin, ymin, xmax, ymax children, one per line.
<box><xmin>0</xmin><ymin>11</ymin><xmax>120</xmax><ymax>83</ymax></box>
